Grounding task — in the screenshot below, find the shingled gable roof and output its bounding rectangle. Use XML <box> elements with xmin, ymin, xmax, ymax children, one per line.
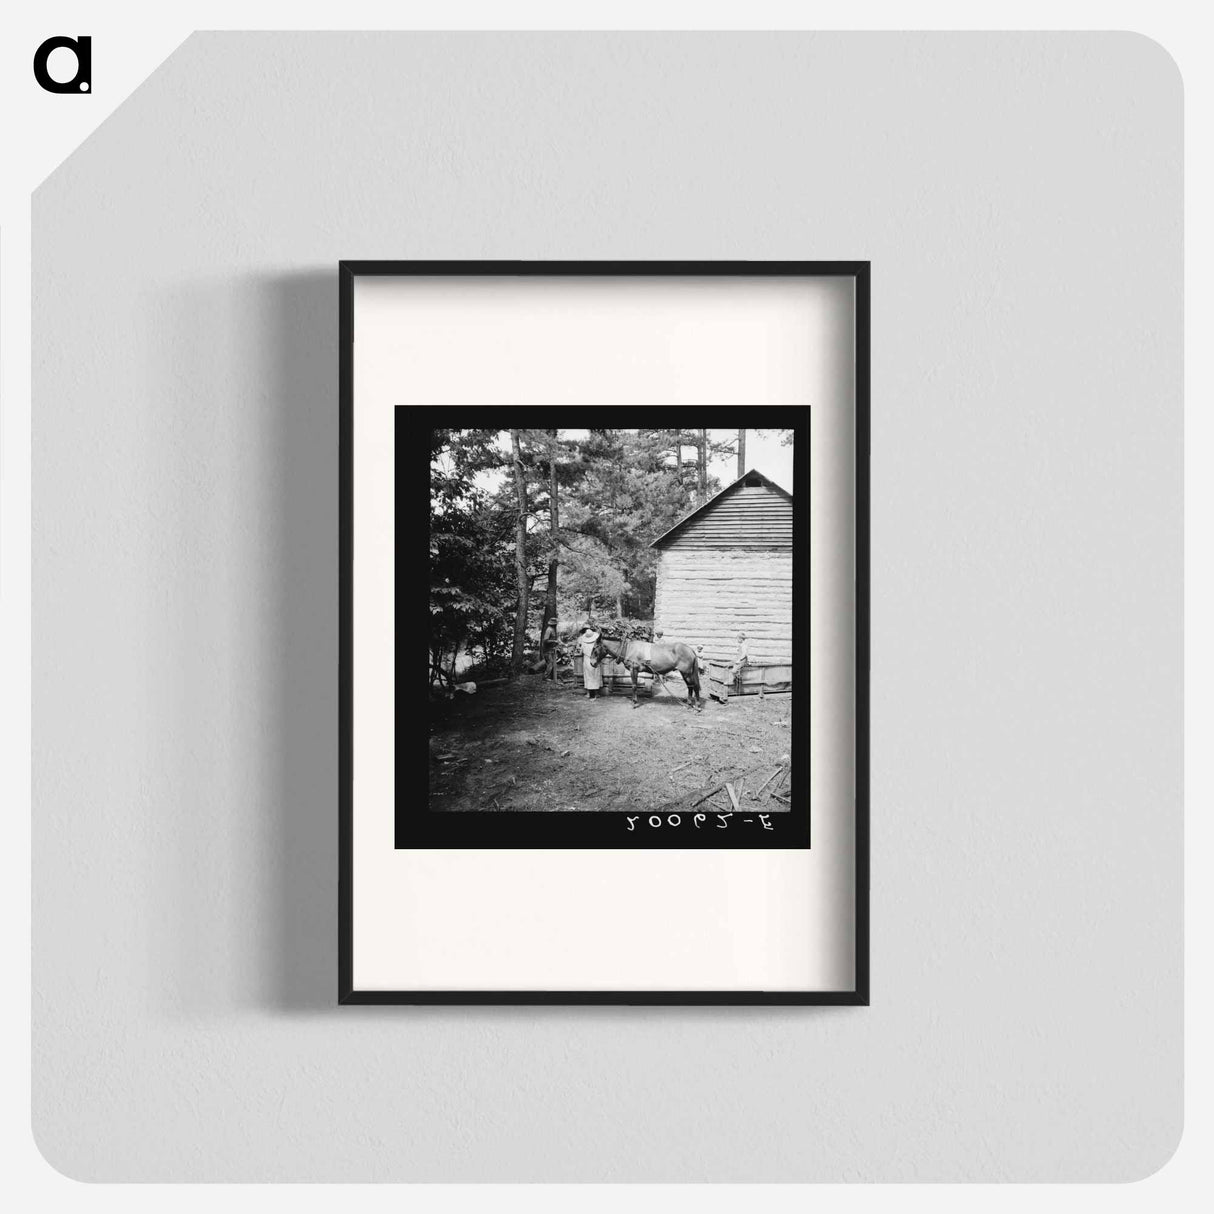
<box><xmin>649</xmin><ymin>468</ymin><xmax>793</xmax><ymax>550</ymax></box>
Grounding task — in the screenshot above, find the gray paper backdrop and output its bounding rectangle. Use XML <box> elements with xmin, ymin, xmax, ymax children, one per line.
<box><xmin>32</xmin><ymin>32</ymin><xmax>1182</xmax><ymax>1181</ymax></box>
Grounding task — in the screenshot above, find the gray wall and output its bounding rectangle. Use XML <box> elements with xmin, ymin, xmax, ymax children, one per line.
<box><xmin>32</xmin><ymin>33</ymin><xmax>1182</xmax><ymax>1181</ymax></box>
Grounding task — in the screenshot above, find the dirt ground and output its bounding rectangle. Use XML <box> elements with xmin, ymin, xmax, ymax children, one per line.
<box><xmin>429</xmin><ymin>673</ymin><xmax>794</xmax><ymax>813</ymax></box>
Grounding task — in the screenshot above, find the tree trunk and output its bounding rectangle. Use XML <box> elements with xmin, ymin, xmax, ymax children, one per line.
<box><xmin>544</xmin><ymin>428</ymin><xmax>559</xmax><ymax>628</ymax></box>
<box><xmin>737</xmin><ymin>428</ymin><xmax>746</xmax><ymax>477</ymax></box>
<box><xmin>697</xmin><ymin>428</ymin><xmax>708</xmax><ymax>505</ymax></box>
<box><xmin>510</xmin><ymin>429</ymin><xmax>529</xmax><ymax>673</ymax></box>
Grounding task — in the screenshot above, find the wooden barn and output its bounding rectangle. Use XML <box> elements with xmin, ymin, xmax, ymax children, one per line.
<box><xmin>650</xmin><ymin>469</ymin><xmax>793</xmax><ymax>691</ymax></box>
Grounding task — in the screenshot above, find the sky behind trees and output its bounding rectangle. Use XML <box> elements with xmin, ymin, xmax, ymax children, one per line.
<box><xmin>464</xmin><ymin>428</ymin><xmax>793</xmax><ymax>497</ymax></box>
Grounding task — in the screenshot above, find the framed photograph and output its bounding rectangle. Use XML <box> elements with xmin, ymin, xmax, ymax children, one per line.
<box><xmin>340</xmin><ymin>261</ymin><xmax>869</xmax><ymax>1004</ymax></box>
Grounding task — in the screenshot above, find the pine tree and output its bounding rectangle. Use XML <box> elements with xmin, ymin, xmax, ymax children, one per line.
<box><xmin>509</xmin><ymin>429</ymin><xmax>529</xmax><ymax>673</ymax></box>
<box><xmin>543</xmin><ymin>428</ymin><xmax>560</xmax><ymax>630</ymax></box>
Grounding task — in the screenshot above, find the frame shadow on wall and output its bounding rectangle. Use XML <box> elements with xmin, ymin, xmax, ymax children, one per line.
<box><xmin>269</xmin><ymin>271</ymin><xmax>341</xmax><ymax>1011</ymax></box>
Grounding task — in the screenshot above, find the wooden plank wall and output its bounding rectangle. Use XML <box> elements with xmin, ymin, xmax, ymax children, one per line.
<box><xmin>660</xmin><ymin>483</ymin><xmax>792</xmax><ymax>549</ymax></box>
<box><xmin>654</xmin><ymin>549</ymin><xmax>793</xmax><ymax>665</ymax></box>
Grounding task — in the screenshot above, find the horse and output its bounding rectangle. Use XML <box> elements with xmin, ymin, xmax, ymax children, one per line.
<box><xmin>590</xmin><ymin>635</ymin><xmax>704</xmax><ymax>711</ymax></box>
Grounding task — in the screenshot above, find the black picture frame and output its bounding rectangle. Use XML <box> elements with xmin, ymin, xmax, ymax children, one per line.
<box><xmin>339</xmin><ymin>260</ymin><xmax>870</xmax><ymax>1006</ymax></box>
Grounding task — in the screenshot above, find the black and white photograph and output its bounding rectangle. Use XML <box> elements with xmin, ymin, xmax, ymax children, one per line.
<box><xmin>423</xmin><ymin>424</ymin><xmax>803</xmax><ymax>834</ymax></box>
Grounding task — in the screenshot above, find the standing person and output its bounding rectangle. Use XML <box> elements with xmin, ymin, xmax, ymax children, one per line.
<box><xmin>579</xmin><ymin>623</ymin><xmax>603</xmax><ymax>700</ymax></box>
<box><xmin>541</xmin><ymin>615</ymin><xmax>558</xmax><ymax>682</ymax></box>
<box><xmin>729</xmin><ymin>631</ymin><xmax>750</xmax><ymax>698</ymax></box>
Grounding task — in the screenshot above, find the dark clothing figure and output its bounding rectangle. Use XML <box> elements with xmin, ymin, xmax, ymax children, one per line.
<box><xmin>541</xmin><ymin>620</ymin><xmax>558</xmax><ymax>681</ymax></box>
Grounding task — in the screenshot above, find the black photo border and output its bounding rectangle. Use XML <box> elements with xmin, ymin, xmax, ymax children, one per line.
<box><xmin>401</xmin><ymin>404</ymin><xmax>809</xmax><ymax>850</ymax></box>
<box><xmin>339</xmin><ymin>261</ymin><xmax>870</xmax><ymax>1005</ymax></box>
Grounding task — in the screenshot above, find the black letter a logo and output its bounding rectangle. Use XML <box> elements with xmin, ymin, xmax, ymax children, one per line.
<box><xmin>33</xmin><ymin>36</ymin><xmax>91</xmax><ymax>94</ymax></box>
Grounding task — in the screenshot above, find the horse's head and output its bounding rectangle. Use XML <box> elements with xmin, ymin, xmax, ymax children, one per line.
<box><xmin>589</xmin><ymin>637</ymin><xmax>606</xmax><ymax>668</ymax></box>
